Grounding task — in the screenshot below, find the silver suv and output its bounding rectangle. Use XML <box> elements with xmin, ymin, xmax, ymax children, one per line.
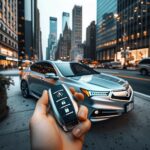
<box><xmin>138</xmin><ymin>57</ymin><xmax>150</xmax><ymax>75</ymax></box>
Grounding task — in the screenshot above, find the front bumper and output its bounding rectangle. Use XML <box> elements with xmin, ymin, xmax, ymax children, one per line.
<box><xmin>86</xmin><ymin>89</ymin><xmax>134</xmax><ymax>122</ymax></box>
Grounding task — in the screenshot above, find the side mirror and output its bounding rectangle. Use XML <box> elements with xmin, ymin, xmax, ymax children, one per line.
<box><xmin>45</xmin><ymin>73</ymin><xmax>59</xmax><ymax>80</ymax></box>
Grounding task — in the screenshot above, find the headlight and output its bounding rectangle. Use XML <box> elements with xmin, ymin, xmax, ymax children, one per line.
<box><xmin>80</xmin><ymin>88</ymin><xmax>109</xmax><ymax>97</ymax></box>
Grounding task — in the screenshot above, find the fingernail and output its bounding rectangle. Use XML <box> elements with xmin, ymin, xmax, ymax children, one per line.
<box><xmin>74</xmin><ymin>128</ymin><xmax>81</xmax><ymax>137</ymax></box>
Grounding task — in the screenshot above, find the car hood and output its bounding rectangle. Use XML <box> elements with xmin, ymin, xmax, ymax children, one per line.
<box><xmin>68</xmin><ymin>73</ymin><xmax>128</xmax><ymax>91</ymax></box>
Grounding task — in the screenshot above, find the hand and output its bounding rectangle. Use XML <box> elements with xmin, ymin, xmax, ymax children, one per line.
<box><xmin>29</xmin><ymin>88</ymin><xmax>91</xmax><ymax>150</ymax></box>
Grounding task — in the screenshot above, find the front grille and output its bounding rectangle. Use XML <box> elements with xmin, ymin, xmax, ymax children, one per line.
<box><xmin>111</xmin><ymin>92</ymin><xmax>131</xmax><ymax>101</ymax></box>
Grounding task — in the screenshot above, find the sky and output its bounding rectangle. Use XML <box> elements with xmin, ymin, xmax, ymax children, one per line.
<box><xmin>38</xmin><ymin>0</ymin><xmax>96</xmax><ymax>60</ymax></box>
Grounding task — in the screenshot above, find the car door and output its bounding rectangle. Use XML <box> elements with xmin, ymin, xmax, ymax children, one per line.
<box><xmin>28</xmin><ymin>62</ymin><xmax>45</xmax><ymax>97</ymax></box>
<box><xmin>40</xmin><ymin>62</ymin><xmax>60</xmax><ymax>92</ymax></box>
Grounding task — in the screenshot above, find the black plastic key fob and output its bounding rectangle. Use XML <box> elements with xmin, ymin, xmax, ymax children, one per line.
<box><xmin>48</xmin><ymin>84</ymin><xmax>79</xmax><ymax>131</ymax></box>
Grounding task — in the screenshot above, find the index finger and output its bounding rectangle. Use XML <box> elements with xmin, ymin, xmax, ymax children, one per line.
<box><xmin>69</xmin><ymin>87</ymin><xmax>84</xmax><ymax>101</ymax></box>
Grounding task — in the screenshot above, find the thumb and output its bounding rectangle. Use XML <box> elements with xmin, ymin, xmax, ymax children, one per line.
<box><xmin>34</xmin><ymin>90</ymin><xmax>49</xmax><ymax>115</ymax></box>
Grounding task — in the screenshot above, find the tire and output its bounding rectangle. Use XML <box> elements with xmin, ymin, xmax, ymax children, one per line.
<box><xmin>21</xmin><ymin>81</ymin><xmax>30</xmax><ymax>98</ymax></box>
<box><xmin>140</xmin><ymin>69</ymin><xmax>148</xmax><ymax>75</ymax></box>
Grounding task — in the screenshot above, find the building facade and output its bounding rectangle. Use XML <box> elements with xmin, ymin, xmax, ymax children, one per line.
<box><xmin>46</xmin><ymin>17</ymin><xmax>57</xmax><ymax>60</ymax></box>
<box><xmin>18</xmin><ymin>0</ymin><xmax>41</xmax><ymax>65</ymax></box>
<box><xmin>36</xmin><ymin>8</ymin><xmax>43</xmax><ymax>61</ymax></box>
<box><xmin>55</xmin><ymin>23</ymin><xmax>71</xmax><ymax>60</ymax></box>
<box><xmin>55</xmin><ymin>34</ymin><xmax>63</xmax><ymax>60</ymax></box>
<box><xmin>116</xmin><ymin>0</ymin><xmax>150</xmax><ymax>65</ymax></box>
<box><xmin>62</xmin><ymin>12</ymin><xmax>70</xmax><ymax>33</ymax></box>
<box><xmin>96</xmin><ymin>0</ymin><xmax>117</xmax><ymax>62</ymax></box>
<box><xmin>0</xmin><ymin>0</ymin><xmax>18</xmax><ymax>69</ymax></box>
<box><xmin>71</xmin><ymin>5</ymin><xmax>83</xmax><ymax>61</ymax></box>
<box><xmin>85</xmin><ymin>21</ymin><xmax>96</xmax><ymax>60</ymax></box>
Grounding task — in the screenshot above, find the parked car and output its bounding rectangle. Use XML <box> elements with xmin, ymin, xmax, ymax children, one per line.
<box><xmin>137</xmin><ymin>57</ymin><xmax>150</xmax><ymax>75</ymax></box>
<box><xmin>110</xmin><ymin>61</ymin><xmax>122</xmax><ymax>69</ymax></box>
<box><xmin>21</xmin><ymin>61</ymin><xmax>134</xmax><ymax>122</ymax></box>
<box><xmin>101</xmin><ymin>62</ymin><xmax>111</xmax><ymax>69</ymax></box>
<box><xmin>18</xmin><ymin>60</ymin><xmax>33</xmax><ymax>71</ymax></box>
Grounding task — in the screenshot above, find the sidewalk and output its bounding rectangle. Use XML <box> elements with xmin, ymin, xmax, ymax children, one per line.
<box><xmin>0</xmin><ymin>69</ymin><xmax>19</xmax><ymax>76</ymax></box>
<box><xmin>0</xmin><ymin>77</ymin><xmax>36</xmax><ymax>150</ymax></box>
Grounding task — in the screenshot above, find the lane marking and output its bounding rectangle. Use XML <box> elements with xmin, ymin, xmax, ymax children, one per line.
<box><xmin>134</xmin><ymin>91</ymin><xmax>150</xmax><ymax>101</ymax></box>
<box><xmin>112</xmin><ymin>74</ymin><xmax>150</xmax><ymax>82</ymax></box>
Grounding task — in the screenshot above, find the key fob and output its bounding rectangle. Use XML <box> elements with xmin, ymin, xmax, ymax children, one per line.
<box><xmin>48</xmin><ymin>84</ymin><xmax>79</xmax><ymax>132</ymax></box>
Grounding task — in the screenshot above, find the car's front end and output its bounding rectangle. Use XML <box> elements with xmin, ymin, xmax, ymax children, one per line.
<box><xmin>80</xmin><ymin>84</ymin><xmax>134</xmax><ymax>121</ymax></box>
<box><xmin>63</xmin><ymin>72</ymin><xmax>134</xmax><ymax>122</ymax></box>
<box><xmin>53</xmin><ymin>61</ymin><xmax>134</xmax><ymax>122</ymax></box>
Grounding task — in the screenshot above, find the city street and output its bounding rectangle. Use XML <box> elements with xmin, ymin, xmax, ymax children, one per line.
<box><xmin>0</xmin><ymin>75</ymin><xmax>150</xmax><ymax>150</ymax></box>
<box><xmin>96</xmin><ymin>69</ymin><xmax>150</xmax><ymax>96</ymax></box>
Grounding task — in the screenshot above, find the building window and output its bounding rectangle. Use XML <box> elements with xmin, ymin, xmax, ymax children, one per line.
<box><xmin>5</xmin><ymin>37</ymin><xmax>7</xmax><ymax>43</ymax></box>
<box><xmin>137</xmin><ymin>33</ymin><xmax>140</xmax><ymax>38</ymax></box>
<box><xmin>143</xmin><ymin>31</ymin><xmax>147</xmax><ymax>36</ymax></box>
<box><xmin>0</xmin><ymin>34</ymin><xmax>3</xmax><ymax>41</ymax></box>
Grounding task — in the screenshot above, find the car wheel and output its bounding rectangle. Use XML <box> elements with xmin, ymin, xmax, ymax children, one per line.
<box><xmin>140</xmin><ymin>69</ymin><xmax>148</xmax><ymax>75</ymax></box>
<box><xmin>21</xmin><ymin>81</ymin><xmax>30</xmax><ymax>98</ymax></box>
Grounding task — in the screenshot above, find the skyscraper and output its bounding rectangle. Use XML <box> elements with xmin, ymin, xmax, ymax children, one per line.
<box><xmin>71</xmin><ymin>5</ymin><xmax>82</xmax><ymax>60</ymax></box>
<box><xmin>18</xmin><ymin>0</ymin><xmax>41</xmax><ymax>64</ymax></box>
<box><xmin>0</xmin><ymin>0</ymin><xmax>18</xmax><ymax>68</ymax></box>
<box><xmin>85</xmin><ymin>21</ymin><xmax>96</xmax><ymax>60</ymax></box>
<box><xmin>62</xmin><ymin>12</ymin><xmax>70</xmax><ymax>33</ymax></box>
<box><xmin>55</xmin><ymin>23</ymin><xmax>71</xmax><ymax>60</ymax></box>
<box><xmin>116</xmin><ymin>0</ymin><xmax>150</xmax><ymax>65</ymax></box>
<box><xmin>96</xmin><ymin>0</ymin><xmax>117</xmax><ymax>62</ymax></box>
<box><xmin>36</xmin><ymin>8</ymin><xmax>43</xmax><ymax>61</ymax></box>
<box><xmin>46</xmin><ymin>17</ymin><xmax>57</xmax><ymax>60</ymax></box>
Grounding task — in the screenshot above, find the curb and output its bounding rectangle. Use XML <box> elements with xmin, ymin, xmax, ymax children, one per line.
<box><xmin>134</xmin><ymin>91</ymin><xmax>150</xmax><ymax>102</ymax></box>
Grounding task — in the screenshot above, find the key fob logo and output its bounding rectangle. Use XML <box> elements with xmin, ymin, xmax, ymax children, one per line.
<box><xmin>57</xmin><ymin>91</ymin><xmax>63</xmax><ymax>98</ymax></box>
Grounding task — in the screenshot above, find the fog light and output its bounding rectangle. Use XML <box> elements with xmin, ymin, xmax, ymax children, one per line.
<box><xmin>94</xmin><ymin>110</ymin><xmax>99</xmax><ymax>115</ymax></box>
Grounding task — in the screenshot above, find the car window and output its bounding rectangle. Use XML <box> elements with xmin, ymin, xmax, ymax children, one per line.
<box><xmin>41</xmin><ymin>62</ymin><xmax>56</xmax><ymax>74</ymax></box>
<box><xmin>55</xmin><ymin>62</ymin><xmax>99</xmax><ymax>77</ymax></box>
<box><xmin>30</xmin><ymin>62</ymin><xmax>56</xmax><ymax>74</ymax></box>
<box><xmin>30</xmin><ymin>63</ymin><xmax>42</xmax><ymax>73</ymax></box>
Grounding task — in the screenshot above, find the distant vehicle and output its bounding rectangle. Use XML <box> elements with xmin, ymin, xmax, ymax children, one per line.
<box><xmin>137</xmin><ymin>57</ymin><xmax>150</xmax><ymax>75</ymax></box>
<box><xmin>20</xmin><ymin>61</ymin><xmax>134</xmax><ymax>122</ymax></box>
<box><xmin>102</xmin><ymin>61</ymin><xmax>122</xmax><ymax>69</ymax></box>
<box><xmin>18</xmin><ymin>60</ymin><xmax>33</xmax><ymax>71</ymax></box>
<box><xmin>110</xmin><ymin>61</ymin><xmax>122</xmax><ymax>69</ymax></box>
<box><xmin>18</xmin><ymin>60</ymin><xmax>33</xmax><ymax>78</ymax></box>
<box><xmin>102</xmin><ymin>62</ymin><xmax>111</xmax><ymax>69</ymax></box>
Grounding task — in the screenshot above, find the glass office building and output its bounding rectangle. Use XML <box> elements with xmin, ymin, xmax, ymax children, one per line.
<box><xmin>96</xmin><ymin>0</ymin><xmax>117</xmax><ymax>61</ymax></box>
<box><xmin>62</xmin><ymin>12</ymin><xmax>70</xmax><ymax>33</ymax></box>
<box><xmin>117</xmin><ymin>0</ymin><xmax>150</xmax><ymax>65</ymax></box>
<box><xmin>46</xmin><ymin>17</ymin><xmax>57</xmax><ymax>60</ymax></box>
<box><xmin>18</xmin><ymin>0</ymin><xmax>39</xmax><ymax>63</ymax></box>
<box><xmin>71</xmin><ymin>5</ymin><xmax>82</xmax><ymax>60</ymax></box>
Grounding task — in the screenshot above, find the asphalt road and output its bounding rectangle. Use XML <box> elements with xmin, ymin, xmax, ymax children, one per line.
<box><xmin>96</xmin><ymin>69</ymin><xmax>150</xmax><ymax>95</ymax></box>
<box><xmin>83</xmin><ymin>96</ymin><xmax>150</xmax><ymax>150</ymax></box>
<box><xmin>0</xmin><ymin>76</ymin><xmax>150</xmax><ymax>150</ymax></box>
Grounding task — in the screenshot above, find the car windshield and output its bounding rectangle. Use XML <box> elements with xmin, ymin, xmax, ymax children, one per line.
<box><xmin>55</xmin><ymin>62</ymin><xmax>99</xmax><ymax>77</ymax></box>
